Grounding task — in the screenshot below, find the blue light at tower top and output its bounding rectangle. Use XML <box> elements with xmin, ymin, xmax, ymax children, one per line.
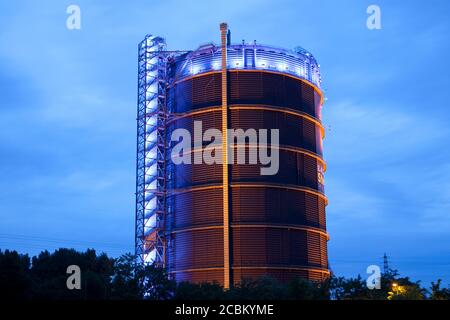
<box><xmin>169</xmin><ymin>42</ymin><xmax>322</xmax><ymax>89</ymax></box>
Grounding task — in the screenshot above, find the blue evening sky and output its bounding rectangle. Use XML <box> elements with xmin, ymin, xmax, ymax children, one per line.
<box><xmin>0</xmin><ymin>0</ymin><xmax>449</xmax><ymax>286</ymax></box>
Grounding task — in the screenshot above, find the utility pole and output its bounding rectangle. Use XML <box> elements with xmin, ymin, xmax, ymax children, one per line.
<box><xmin>383</xmin><ymin>253</ymin><xmax>389</xmax><ymax>274</ymax></box>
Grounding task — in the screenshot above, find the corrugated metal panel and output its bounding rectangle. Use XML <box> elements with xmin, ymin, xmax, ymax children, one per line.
<box><xmin>315</xmin><ymin>125</ymin><xmax>323</xmax><ymax>155</ymax></box>
<box><xmin>233</xmin><ymin>269</ymin><xmax>310</xmax><ymax>284</ymax></box>
<box><xmin>306</xmin><ymin>231</ymin><xmax>322</xmax><ymax>268</ymax></box>
<box><xmin>230</xmin><ymin>109</ymin><xmax>321</xmax><ymax>155</ymax></box>
<box><xmin>233</xmin><ymin>227</ymin><xmax>327</xmax><ymax>269</ymax></box>
<box><xmin>231</xmin><ymin>187</ymin><xmax>265</xmax><ymax>222</ymax></box>
<box><xmin>174</xmin><ymin>270</ymin><xmax>224</xmax><ymax>284</ymax></box>
<box><xmin>169</xmin><ymin>71</ymin><xmax>321</xmax><ymax>118</ymax></box>
<box><xmin>166</xmin><ymin>70</ymin><xmax>328</xmax><ymax>285</ymax></box>
<box><xmin>320</xmin><ymin>235</ymin><xmax>328</xmax><ymax>268</ymax></box>
<box><xmin>231</xmin><ymin>149</ymin><xmax>320</xmax><ymax>190</ymax></box>
<box><xmin>174</xmin><ymin>162</ymin><xmax>222</xmax><ymax>188</ymax></box>
<box><xmin>192</xmin><ymin>73</ymin><xmax>221</xmax><ymax>106</ymax></box>
<box><xmin>318</xmin><ymin>198</ymin><xmax>326</xmax><ymax>229</ymax></box>
<box><xmin>261</xmin><ymin>72</ymin><xmax>286</xmax><ymax>106</ymax></box>
<box><xmin>233</xmin><ymin>269</ymin><xmax>327</xmax><ymax>284</ymax></box>
<box><xmin>302</xmin><ymin>117</ymin><xmax>316</xmax><ymax>151</ymax></box>
<box><xmin>170</xmin><ymin>189</ymin><xmax>223</xmax><ymax>229</ymax></box>
<box><xmin>232</xmin><ymin>187</ymin><xmax>326</xmax><ymax>229</ymax></box>
<box><xmin>305</xmin><ymin>193</ymin><xmax>320</xmax><ymax>228</ymax></box>
<box><xmin>308</xmin><ymin>270</ymin><xmax>326</xmax><ymax>282</ymax></box>
<box><xmin>229</xmin><ymin>71</ymin><xmax>263</xmax><ymax>102</ymax></box>
<box><xmin>171</xmin><ymin>228</ymin><xmax>224</xmax><ymax>270</ymax></box>
<box><xmin>169</xmin><ymin>73</ymin><xmax>221</xmax><ymax>113</ymax></box>
<box><xmin>169</xmin><ymin>110</ymin><xmax>222</xmax><ymax>147</ymax></box>
<box><xmin>230</xmin><ymin>108</ymin><xmax>265</xmax><ymax>129</ymax></box>
<box><xmin>303</xmin><ymin>155</ymin><xmax>318</xmax><ymax>189</ymax></box>
<box><xmin>171</xmin><ymin>79</ymin><xmax>193</xmax><ymax>113</ymax></box>
<box><xmin>301</xmin><ymin>80</ymin><xmax>315</xmax><ymax>115</ymax></box>
<box><xmin>314</xmin><ymin>91</ymin><xmax>323</xmax><ymax>120</ymax></box>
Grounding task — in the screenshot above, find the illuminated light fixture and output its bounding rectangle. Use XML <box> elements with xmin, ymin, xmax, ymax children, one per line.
<box><xmin>229</xmin><ymin>59</ymin><xmax>242</xmax><ymax>68</ymax></box>
<box><xmin>146</xmin><ymin>131</ymin><xmax>158</xmax><ymax>144</ymax></box>
<box><xmin>147</xmin><ymin>116</ymin><xmax>157</xmax><ymax>126</ymax></box>
<box><xmin>144</xmin><ymin>214</ymin><xmax>157</xmax><ymax>229</ymax></box>
<box><xmin>212</xmin><ymin>61</ymin><xmax>220</xmax><ymax>70</ymax></box>
<box><xmin>148</xmin><ymin>145</ymin><xmax>158</xmax><ymax>156</ymax></box>
<box><xmin>192</xmin><ymin>65</ymin><xmax>201</xmax><ymax>74</ymax></box>
<box><xmin>147</xmin><ymin>163</ymin><xmax>157</xmax><ymax>177</ymax></box>
<box><xmin>146</xmin><ymin>179</ymin><xmax>157</xmax><ymax>190</ymax></box>
<box><xmin>277</xmin><ymin>62</ymin><xmax>288</xmax><ymax>71</ymax></box>
<box><xmin>144</xmin><ymin>249</ymin><xmax>157</xmax><ymax>264</ymax></box>
<box><xmin>147</xmin><ymin>100</ymin><xmax>158</xmax><ymax>113</ymax></box>
<box><xmin>147</xmin><ymin>197</ymin><xmax>157</xmax><ymax>210</ymax></box>
<box><xmin>148</xmin><ymin>82</ymin><xmax>158</xmax><ymax>93</ymax></box>
<box><xmin>257</xmin><ymin>59</ymin><xmax>268</xmax><ymax>68</ymax></box>
<box><xmin>296</xmin><ymin>67</ymin><xmax>304</xmax><ymax>76</ymax></box>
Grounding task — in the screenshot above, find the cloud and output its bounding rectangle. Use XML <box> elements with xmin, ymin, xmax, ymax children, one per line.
<box><xmin>324</xmin><ymin>100</ymin><xmax>449</xmax><ymax>166</ymax></box>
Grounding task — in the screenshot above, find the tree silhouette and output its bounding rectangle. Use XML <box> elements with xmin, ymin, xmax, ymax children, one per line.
<box><xmin>0</xmin><ymin>250</ymin><xmax>31</xmax><ymax>299</ymax></box>
<box><xmin>0</xmin><ymin>248</ymin><xmax>448</xmax><ymax>300</ymax></box>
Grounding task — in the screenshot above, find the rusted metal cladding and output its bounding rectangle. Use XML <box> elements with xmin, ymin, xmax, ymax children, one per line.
<box><xmin>167</xmin><ymin>70</ymin><xmax>328</xmax><ymax>285</ymax></box>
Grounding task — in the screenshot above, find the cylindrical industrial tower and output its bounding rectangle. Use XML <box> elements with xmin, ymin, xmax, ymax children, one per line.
<box><xmin>136</xmin><ymin>24</ymin><xmax>329</xmax><ymax>289</ymax></box>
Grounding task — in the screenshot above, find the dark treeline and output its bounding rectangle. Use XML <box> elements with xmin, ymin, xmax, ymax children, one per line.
<box><xmin>0</xmin><ymin>248</ymin><xmax>448</xmax><ymax>300</ymax></box>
